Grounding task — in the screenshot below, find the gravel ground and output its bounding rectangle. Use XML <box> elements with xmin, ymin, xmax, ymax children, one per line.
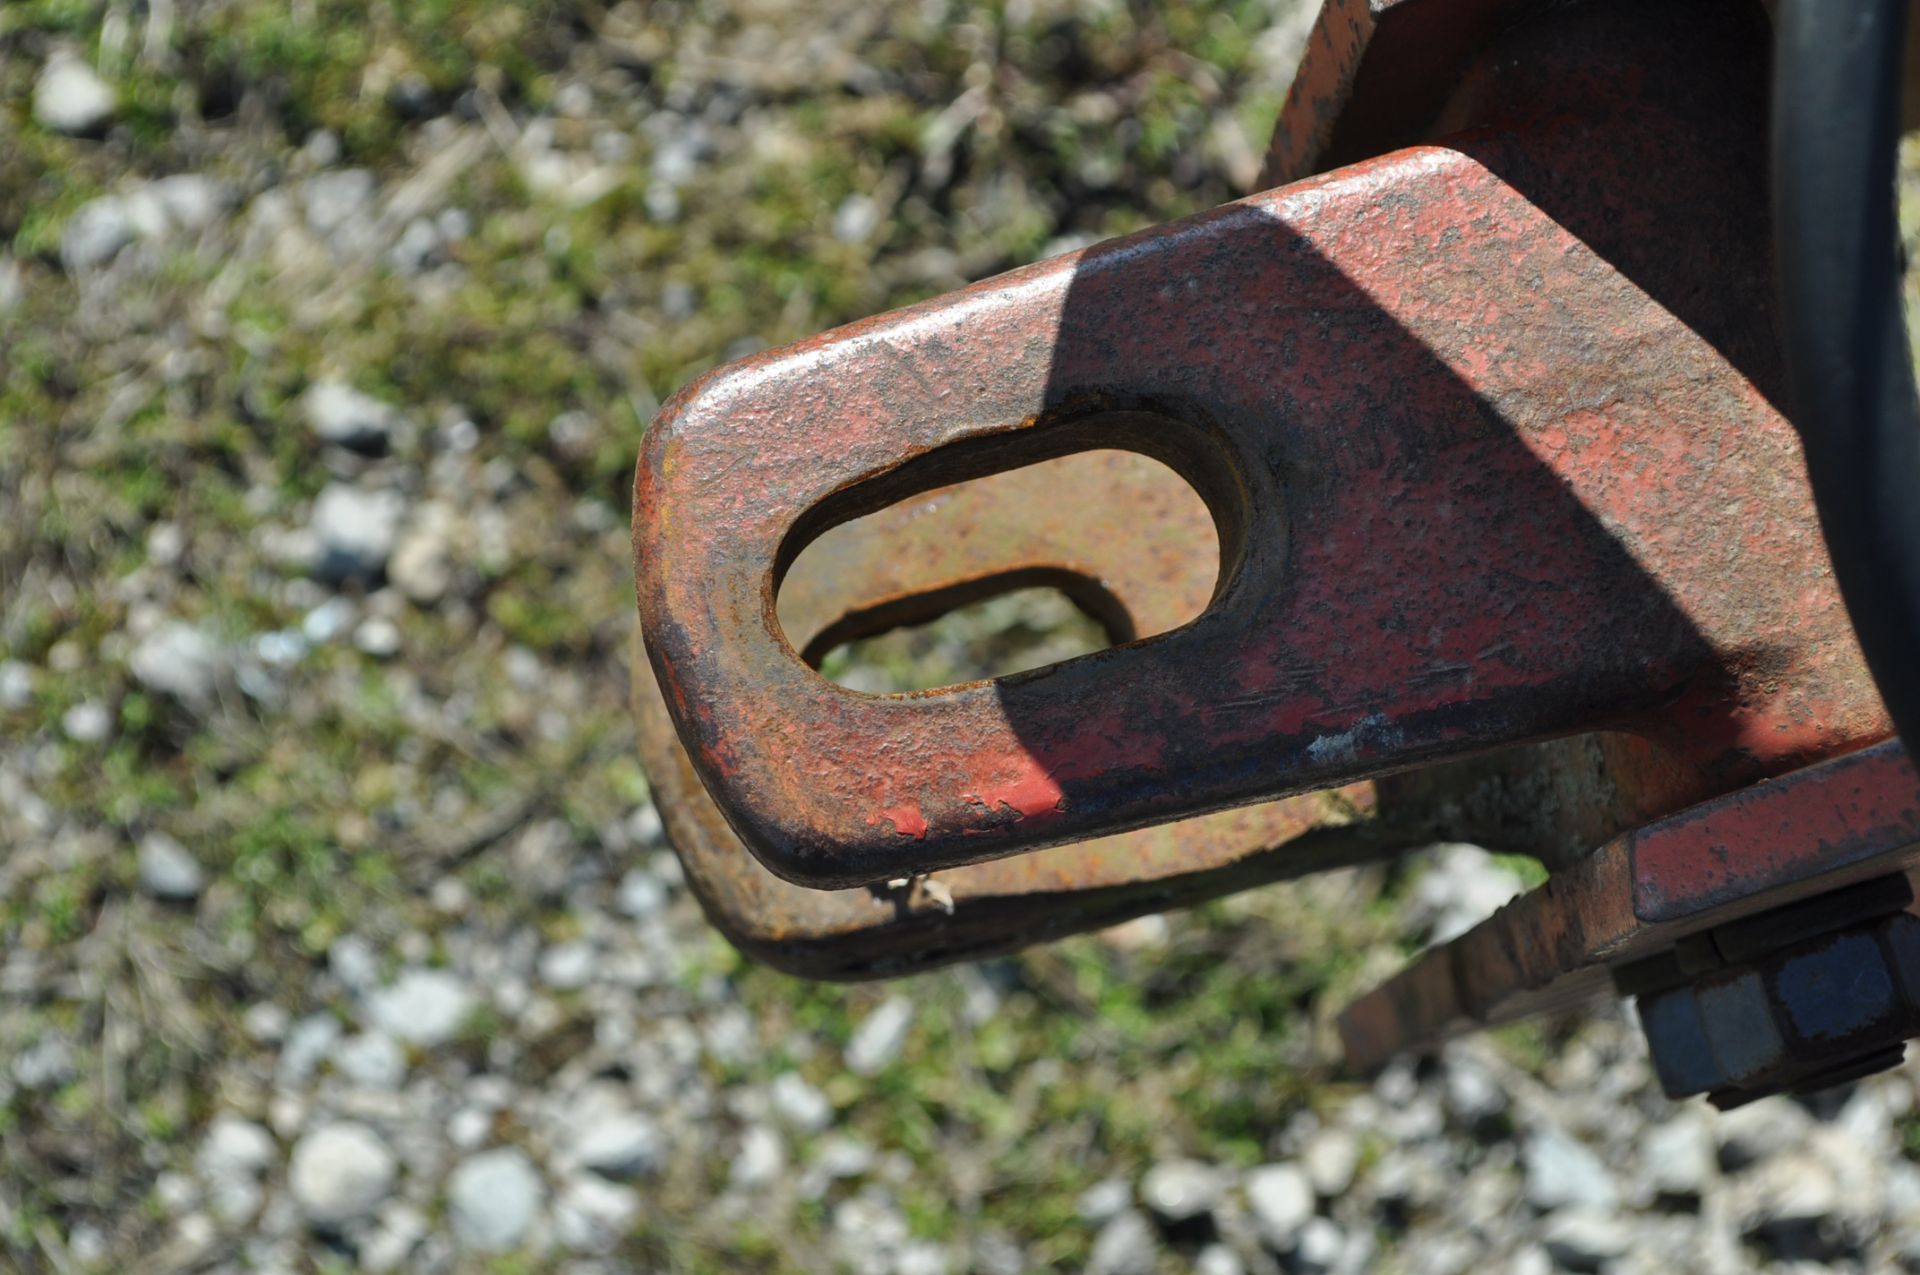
<box><xmin>7</xmin><ymin>3</ymin><xmax>1920</xmax><ymax>1273</ymax></box>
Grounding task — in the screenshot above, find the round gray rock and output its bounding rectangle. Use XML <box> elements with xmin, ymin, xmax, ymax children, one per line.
<box><xmin>34</xmin><ymin>53</ymin><xmax>115</xmax><ymax>135</ymax></box>
<box><xmin>196</xmin><ymin>1115</ymin><xmax>276</xmax><ymax>1182</ymax></box>
<box><xmin>845</xmin><ymin>996</ymin><xmax>913</xmax><ymax>1075</ymax></box>
<box><xmin>60</xmin><ymin>197</ymin><xmax>135</xmax><ymax>271</ymax></box>
<box><xmin>365</xmin><ymin>968</ymin><xmax>474</xmax><ymax>1047</ymax></box>
<box><xmin>304</xmin><ymin>381</ymin><xmax>397</xmax><ymax>453</ymax></box>
<box><xmin>1087</xmin><ymin>1209</ymin><xmax>1157</xmax><ymax>1275</ymax></box>
<box><xmin>570</xmin><ymin>1113</ymin><xmax>665</xmax><ymax>1180</ymax></box>
<box><xmin>130</xmin><ymin>622</ymin><xmax>223</xmax><ymax>710</ymax></box>
<box><xmin>1294</xmin><ymin>1217</ymin><xmax>1346</xmax><ymax>1274</ymax></box>
<box><xmin>447</xmin><ymin>1147</ymin><xmax>544</xmax><ymax>1251</ymax></box>
<box><xmin>310</xmin><ymin>484</ymin><xmax>406</xmax><ymax>583</ymax></box>
<box><xmin>289</xmin><ymin>1122</ymin><xmax>397</xmax><ymax>1229</ymax></box>
<box><xmin>1541</xmin><ymin>1207</ymin><xmax>1632</xmax><ymax>1271</ymax></box>
<box><xmin>331</xmin><ymin>1032</ymin><xmax>407</xmax><ymax>1090</ymax></box>
<box><xmin>1523</xmin><ymin>1130</ymin><xmax>1617</xmax><ymax>1213</ymax></box>
<box><xmin>1303</xmin><ymin>1128</ymin><xmax>1360</xmax><ymax>1197</ymax></box>
<box><xmin>1140</xmin><ymin>1159</ymin><xmax>1225</xmax><ymax>1223</ymax></box>
<box><xmin>136</xmin><ymin>831</ymin><xmax>204</xmax><ymax>901</ymax></box>
<box><xmin>1246</xmin><ymin>1163</ymin><xmax>1316</xmax><ymax>1250</ymax></box>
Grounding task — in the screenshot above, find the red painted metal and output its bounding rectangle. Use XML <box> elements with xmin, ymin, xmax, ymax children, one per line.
<box><xmin>632</xmin><ymin>452</ymin><xmax>1410</xmax><ymax>978</ymax></box>
<box><xmin>1339</xmin><ymin>740</ymin><xmax>1920</xmax><ymax>1074</ymax></box>
<box><xmin>634</xmin><ymin>0</ymin><xmax>1886</xmax><ymax>891</ymax></box>
<box><xmin>627</xmin><ymin>0</ymin><xmax>1920</xmax><ymax>1098</ymax></box>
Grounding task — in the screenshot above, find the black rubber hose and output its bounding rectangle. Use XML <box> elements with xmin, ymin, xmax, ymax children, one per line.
<box><xmin>1774</xmin><ymin>0</ymin><xmax>1920</xmax><ymax>750</ymax></box>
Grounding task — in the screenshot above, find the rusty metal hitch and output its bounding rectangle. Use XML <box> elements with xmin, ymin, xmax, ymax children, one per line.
<box><xmin>633</xmin><ymin>0</ymin><xmax>1920</xmax><ymax>1095</ymax></box>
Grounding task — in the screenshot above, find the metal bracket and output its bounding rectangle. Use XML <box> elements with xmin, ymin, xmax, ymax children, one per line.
<box><xmin>630</xmin><ymin>0</ymin><xmax>1912</xmax><ymax>1089</ymax></box>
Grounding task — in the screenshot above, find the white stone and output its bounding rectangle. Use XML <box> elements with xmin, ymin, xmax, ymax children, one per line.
<box><xmin>1715</xmin><ymin>1097</ymin><xmax>1811</xmax><ymax>1171</ymax></box>
<box><xmin>698</xmin><ymin>1004</ymin><xmax>753</xmax><ymax>1066</ymax></box>
<box><xmin>34</xmin><ymin>53</ymin><xmax>115</xmax><ymax>135</ymax></box>
<box><xmin>130</xmin><ymin>621</ymin><xmax>223</xmax><ymax>709</ymax></box>
<box><xmin>61</xmin><ymin>700</ymin><xmax>112</xmax><ymax>743</ymax></box>
<box><xmin>832</xmin><ymin>1192</ymin><xmax>910</xmax><ymax>1273</ymax></box>
<box><xmin>806</xmin><ymin>1134</ymin><xmax>874</xmax><ymax>1191</ymax></box>
<box><xmin>269</xmin><ymin>1092</ymin><xmax>306</xmax><ymax>1139</ymax></box>
<box><xmin>1443</xmin><ymin>1055</ymin><xmax>1509</xmax><ymax>1128</ymax></box>
<box><xmin>1411</xmin><ymin>843</ymin><xmax>1526</xmax><ymax>944</ymax></box>
<box><xmin>243</xmin><ymin>1003</ymin><xmax>289</xmax><ymax>1043</ymax></box>
<box><xmin>332</xmin><ymin>1032</ymin><xmax>407</xmax><ymax>1090</ymax></box>
<box><xmin>173</xmin><ymin>1212</ymin><xmax>215</xmax><ymax>1254</ymax></box>
<box><xmin>304</xmin><ymin>380</ymin><xmax>397</xmax><ymax>452</ymax></box>
<box><xmin>1523</xmin><ymin>1130</ymin><xmax>1617</xmax><ymax>1213</ymax></box>
<box><xmin>354</xmin><ymin>617</ymin><xmax>402</xmax><ymax>659</ymax></box>
<box><xmin>1245</xmin><ymin>1163</ymin><xmax>1315</xmax><ymax>1250</ymax></box>
<box><xmin>730</xmin><ymin>1124</ymin><xmax>785</xmax><ymax>1189</ymax></box>
<box><xmin>302</xmin><ymin>169</ymin><xmax>376</xmax><ymax>236</ymax></box>
<box><xmin>61</xmin><ymin>197</ymin><xmax>134</xmax><ymax>271</ymax></box>
<box><xmin>832</xmin><ymin>193</ymin><xmax>880</xmax><ymax>243</ymax></box>
<box><xmin>302</xmin><ymin>597</ymin><xmax>356</xmax><ymax>644</ymax></box>
<box><xmin>0</xmin><ymin>660</ymin><xmax>34</xmax><ymax>710</ymax></box>
<box><xmin>1194</xmin><ymin>1243</ymin><xmax>1245</xmax><ymax>1275</ymax></box>
<box><xmin>146</xmin><ymin>522</ymin><xmax>185</xmax><ymax>567</ymax></box>
<box><xmin>366</xmin><ymin>969</ymin><xmax>475</xmax><ymax>1047</ymax></box>
<box><xmin>570</xmin><ymin>1113</ymin><xmax>664</xmax><ymax>1180</ymax></box>
<box><xmin>627</xmin><ymin>803</ymin><xmax>665</xmax><ymax>847</ymax></box>
<box><xmin>770</xmin><ymin>1071</ymin><xmax>833</xmax><ymax>1133</ymax></box>
<box><xmin>845</xmin><ymin>996</ymin><xmax>913</xmax><ymax>1075</ymax></box>
<box><xmin>1541</xmin><ymin>1207</ymin><xmax>1632</xmax><ymax>1269</ymax></box>
<box><xmin>1739</xmin><ymin>1150</ymin><xmax>1842</xmax><ymax>1230</ymax></box>
<box><xmin>1076</xmin><ymin>1177</ymin><xmax>1133</xmax><ymax>1224</ymax></box>
<box><xmin>280</xmin><ymin>1013</ymin><xmax>342</xmax><ymax>1083</ymax></box>
<box><xmin>205</xmin><ymin>1175</ymin><xmax>262</xmax><ymax>1223</ymax></box>
<box><xmin>553</xmin><ymin>1173</ymin><xmax>638</xmax><ymax>1252</ymax></box>
<box><xmin>1303</xmin><ymin>1127</ymin><xmax>1360</xmax><ymax>1197</ymax></box>
<box><xmin>66</xmin><ymin>1224</ymin><xmax>107</xmax><ymax>1266</ymax></box>
<box><xmin>896</xmin><ymin>1240</ymin><xmax>951</xmax><ymax>1275</ymax></box>
<box><xmin>328</xmin><ymin>934</ymin><xmax>381</xmax><ymax>991</ymax></box>
<box><xmin>1086</xmin><ymin>1210</ymin><xmax>1157</xmax><ymax>1275</ymax></box>
<box><xmin>538</xmin><ymin>941</ymin><xmax>596</xmax><ymax>990</ymax></box>
<box><xmin>1140</xmin><ymin>1159</ymin><xmax>1224</xmax><ymax>1223</ymax></box>
<box><xmin>1642</xmin><ymin>1111</ymin><xmax>1715</xmax><ymax>1198</ymax></box>
<box><xmin>387</xmin><ymin>217</ymin><xmax>443</xmax><ymax>275</ymax></box>
<box><xmin>197</xmin><ymin>1116</ymin><xmax>276</xmax><ymax>1181</ymax></box>
<box><xmin>148</xmin><ymin>174</ymin><xmax>230</xmax><ymax>232</ymax></box>
<box><xmin>154</xmin><ymin>1169</ymin><xmax>198</xmax><ymax>1211</ymax></box>
<box><xmin>1294</xmin><ymin>1218</ymin><xmax>1344</xmax><ymax>1274</ymax></box>
<box><xmin>288</xmin><ymin>1123</ymin><xmax>396</xmax><ymax>1228</ymax></box>
<box><xmin>447</xmin><ymin>1147</ymin><xmax>544</xmax><ymax>1251</ymax></box>
<box><xmin>449</xmin><ymin>1107</ymin><xmax>492</xmax><ymax>1149</ymax></box>
<box><xmin>309</xmin><ymin>484</ymin><xmax>406</xmax><ymax>582</ymax></box>
<box><xmin>616</xmin><ymin>867</ymin><xmax>668</xmax><ymax>919</ymax></box>
<box><xmin>136</xmin><ymin>830</ymin><xmax>204</xmax><ymax>900</ymax></box>
<box><xmin>360</xmin><ymin>1202</ymin><xmax>428</xmax><ymax>1273</ymax></box>
<box><xmin>389</xmin><ymin>502</ymin><xmax>456</xmax><ymax>603</ymax></box>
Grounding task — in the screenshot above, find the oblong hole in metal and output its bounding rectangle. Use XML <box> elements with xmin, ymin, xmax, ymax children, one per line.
<box><xmin>776</xmin><ymin>448</ymin><xmax>1222</xmax><ymax>692</ymax></box>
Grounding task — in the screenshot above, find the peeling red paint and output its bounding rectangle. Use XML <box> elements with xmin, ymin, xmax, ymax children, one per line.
<box><xmin>870</xmin><ymin>803</ymin><xmax>929</xmax><ymax>840</ymax></box>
